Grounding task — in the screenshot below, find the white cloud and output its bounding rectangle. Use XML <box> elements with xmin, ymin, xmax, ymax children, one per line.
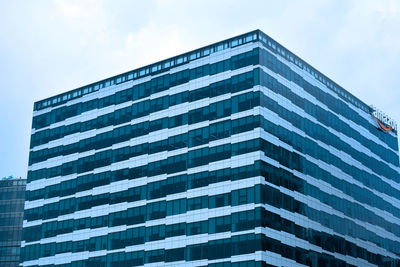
<box><xmin>0</xmin><ymin>0</ymin><xmax>399</xmax><ymax>177</ymax></box>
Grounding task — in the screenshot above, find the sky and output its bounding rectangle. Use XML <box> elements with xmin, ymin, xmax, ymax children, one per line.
<box><xmin>0</xmin><ymin>0</ymin><xmax>399</xmax><ymax>178</ymax></box>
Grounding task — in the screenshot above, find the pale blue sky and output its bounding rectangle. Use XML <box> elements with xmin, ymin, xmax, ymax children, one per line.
<box><xmin>0</xmin><ymin>0</ymin><xmax>399</xmax><ymax>178</ymax></box>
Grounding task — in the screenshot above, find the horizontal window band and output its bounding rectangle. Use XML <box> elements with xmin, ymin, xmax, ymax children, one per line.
<box><xmin>27</xmin><ymin>90</ymin><xmax>260</xmax><ymax>182</ymax></box>
<box><xmin>25</xmin><ymin>131</ymin><xmax>400</xmax><ymax>242</ymax></box>
<box><xmin>23</xmin><ymin>233</ymin><xmax>263</xmax><ymax>266</ymax></box>
<box><xmin>258</xmin><ymin>126</ymin><xmax>400</xmax><ymax>235</ymax></box>
<box><xmin>258</xmin><ymin>80</ymin><xmax>399</xmax><ymax>194</ymax></box>
<box><xmin>22</xmin><ymin>208</ymin><xmax>260</xmax><ymax>261</ymax></box>
<box><xmin>24</xmin><ymin>259</ymin><xmax>272</xmax><ymax>267</ymax></box>
<box><xmin>33</xmin><ymin>32</ymin><xmax>259</xmax><ymax>113</ymax></box>
<box><xmin>25</xmin><ymin>120</ymin><xmax>400</xmax><ymax>239</ymax></box>
<box><xmin>28</xmin><ymin>68</ymin><xmax>396</xmax><ymax>192</ymax></box>
<box><xmin>260</xmin><ymin>117</ymin><xmax>400</xmax><ymax>218</ymax></box>
<box><xmin>28</xmin><ymin>107</ymin><xmax>257</xmax><ymax>172</ymax></box>
<box><xmin>256</xmin><ymin>182</ymin><xmax>400</xmax><ymax>255</ymax></box>
<box><xmin>28</xmin><ymin>114</ymin><xmax>258</xmax><ymax>178</ymax></box>
<box><xmin>31</xmin><ymin>48</ymin><xmax>259</xmax><ymax>131</ymax></box>
<box><xmin>29</xmin><ymin>68</ymin><xmax>258</xmax><ymax>150</ymax></box>
<box><xmin>259</xmin><ymin>47</ymin><xmax>398</xmax><ymax>151</ymax></box>
<box><xmin>22</xmin><ymin>231</ymin><xmax>392</xmax><ymax>267</ymax></box>
<box><xmin>30</xmin><ymin>72</ymin><xmax>398</xmax><ymax>183</ymax></box>
<box><xmin>259</xmin><ymin>67</ymin><xmax>398</xmax><ymax>169</ymax></box>
<box><xmin>29</xmin><ymin>69</ymin><xmax>258</xmax><ymax>164</ymax></box>
<box><xmin>23</xmin><ymin>177</ymin><xmax>400</xmax><ymax>255</ymax></box>
<box><xmin>30</xmin><ymin>56</ymin><xmax>397</xmax><ymax>170</ymax></box>
<box><xmin>256</xmin><ymin>94</ymin><xmax>400</xmax><ymax>216</ymax></box>
<box><xmin>24</xmin><ymin>138</ymin><xmax>261</xmax><ymax>221</ymax></box>
<box><xmin>27</xmin><ymin>81</ymin><xmax>396</xmax><ymax>226</ymax></box>
<box><xmin>23</xmin><ymin>184</ymin><xmax>259</xmax><ymax>243</ymax></box>
<box><xmin>26</xmin><ymin>115</ymin><xmax>260</xmax><ymax>202</ymax></box>
<box><xmin>23</xmin><ymin>158</ymin><xmax>400</xmax><ymax>255</ymax></box>
<box><xmin>21</xmin><ymin>207</ymin><xmax>396</xmax><ymax>265</ymax></box>
<box><xmin>32</xmin><ymin>46</ymin><xmax>396</xmax><ymax>155</ymax></box>
<box><xmin>27</xmin><ymin>89</ymin><xmax>400</xmax><ymax>224</ymax></box>
<box><xmin>259</xmin><ymin>114</ymin><xmax>400</xmax><ymax>225</ymax></box>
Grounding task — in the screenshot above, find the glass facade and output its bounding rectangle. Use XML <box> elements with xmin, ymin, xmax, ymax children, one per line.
<box><xmin>22</xmin><ymin>30</ymin><xmax>400</xmax><ymax>266</ymax></box>
<box><xmin>0</xmin><ymin>177</ymin><xmax>26</xmax><ymax>267</ymax></box>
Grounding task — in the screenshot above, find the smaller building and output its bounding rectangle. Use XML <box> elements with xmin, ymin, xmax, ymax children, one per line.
<box><xmin>0</xmin><ymin>176</ymin><xmax>26</xmax><ymax>267</ymax></box>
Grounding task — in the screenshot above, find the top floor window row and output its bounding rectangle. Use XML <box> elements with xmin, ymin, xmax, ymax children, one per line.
<box><xmin>34</xmin><ymin>30</ymin><xmax>372</xmax><ymax>116</ymax></box>
<box><xmin>34</xmin><ymin>32</ymin><xmax>259</xmax><ymax>111</ymax></box>
<box><xmin>257</xmin><ymin>31</ymin><xmax>370</xmax><ymax>114</ymax></box>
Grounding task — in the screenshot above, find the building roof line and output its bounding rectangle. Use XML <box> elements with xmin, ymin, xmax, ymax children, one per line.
<box><xmin>34</xmin><ymin>29</ymin><xmax>376</xmax><ymax>118</ymax></box>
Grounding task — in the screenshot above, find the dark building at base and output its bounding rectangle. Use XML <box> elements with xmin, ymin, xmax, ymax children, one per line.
<box><xmin>0</xmin><ymin>177</ymin><xmax>26</xmax><ymax>267</ymax></box>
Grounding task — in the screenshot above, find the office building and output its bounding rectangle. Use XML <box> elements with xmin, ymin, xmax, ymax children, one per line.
<box><xmin>21</xmin><ymin>30</ymin><xmax>400</xmax><ymax>266</ymax></box>
<box><xmin>0</xmin><ymin>176</ymin><xmax>26</xmax><ymax>267</ymax></box>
